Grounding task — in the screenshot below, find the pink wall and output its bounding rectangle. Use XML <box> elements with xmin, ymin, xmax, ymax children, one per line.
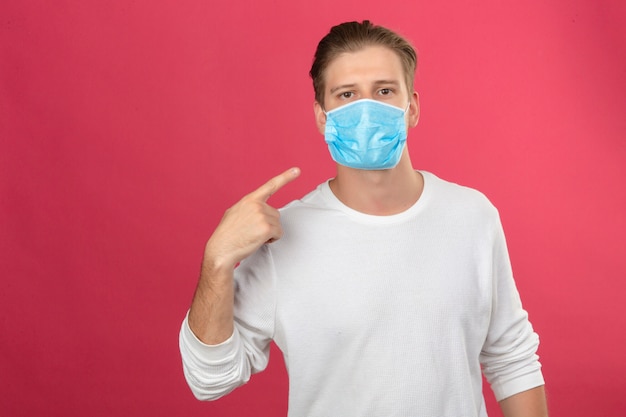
<box><xmin>2</xmin><ymin>1</ymin><xmax>625</xmax><ymax>415</ymax></box>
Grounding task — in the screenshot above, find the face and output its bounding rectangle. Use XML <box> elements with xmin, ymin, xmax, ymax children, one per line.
<box><xmin>314</xmin><ymin>45</ymin><xmax>420</xmax><ymax>134</ymax></box>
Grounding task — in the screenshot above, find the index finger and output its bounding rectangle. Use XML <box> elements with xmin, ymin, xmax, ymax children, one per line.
<box><xmin>249</xmin><ymin>167</ymin><xmax>301</xmax><ymax>202</ymax></box>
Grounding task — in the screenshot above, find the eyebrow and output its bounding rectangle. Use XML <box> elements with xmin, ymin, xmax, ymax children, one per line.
<box><xmin>329</xmin><ymin>84</ymin><xmax>357</xmax><ymax>94</ymax></box>
<box><xmin>329</xmin><ymin>80</ymin><xmax>401</xmax><ymax>94</ymax></box>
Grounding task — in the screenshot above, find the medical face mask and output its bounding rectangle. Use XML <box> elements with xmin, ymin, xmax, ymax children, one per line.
<box><xmin>324</xmin><ymin>99</ymin><xmax>409</xmax><ymax>170</ymax></box>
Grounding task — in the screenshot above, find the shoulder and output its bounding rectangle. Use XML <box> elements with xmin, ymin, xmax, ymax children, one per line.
<box><xmin>278</xmin><ymin>181</ymin><xmax>339</xmax><ymax>220</ymax></box>
<box><xmin>421</xmin><ymin>171</ymin><xmax>500</xmax><ymax>220</ymax></box>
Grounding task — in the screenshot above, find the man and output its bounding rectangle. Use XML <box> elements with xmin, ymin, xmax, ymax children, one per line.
<box><xmin>180</xmin><ymin>20</ymin><xmax>548</xmax><ymax>416</ymax></box>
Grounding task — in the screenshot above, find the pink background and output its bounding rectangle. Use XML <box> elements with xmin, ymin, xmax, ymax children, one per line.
<box><xmin>2</xmin><ymin>1</ymin><xmax>625</xmax><ymax>416</ymax></box>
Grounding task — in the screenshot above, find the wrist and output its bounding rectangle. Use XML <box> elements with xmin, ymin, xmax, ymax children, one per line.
<box><xmin>203</xmin><ymin>240</ymin><xmax>238</xmax><ymax>273</ymax></box>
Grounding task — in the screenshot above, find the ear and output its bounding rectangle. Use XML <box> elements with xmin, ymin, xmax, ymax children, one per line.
<box><xmin>408</xmin><ymin>91</ymin><xmax>420</xmax><ymax>128</ymax></box>
<box><xmin>314</xmin><ymin>101</ymin><xmax>327</xmax><ymax>135</ymax></box>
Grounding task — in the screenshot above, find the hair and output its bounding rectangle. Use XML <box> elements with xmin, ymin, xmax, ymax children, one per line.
<box><xmin>309</xmin><ymin>20</ymin><xmax>418</xmax><ymax>105</ymax></box>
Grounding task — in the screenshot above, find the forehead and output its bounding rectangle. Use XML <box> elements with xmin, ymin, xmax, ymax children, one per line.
<box><xmin>324</xmin><ymin>45</ymin><xmax>406</xmax><ymax>90</ymax></box>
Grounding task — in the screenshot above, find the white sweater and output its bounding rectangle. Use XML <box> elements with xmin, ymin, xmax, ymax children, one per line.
<box><xmin>179</xmin><ymin>171</ymin><xmax>544</xmax><ymax>416</ymax></box>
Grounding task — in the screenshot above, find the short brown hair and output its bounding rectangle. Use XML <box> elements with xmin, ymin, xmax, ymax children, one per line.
<box><xmin>309</xmin><ymin>20</ymin><xmax>418</xmax><ymax>105</ymax></box>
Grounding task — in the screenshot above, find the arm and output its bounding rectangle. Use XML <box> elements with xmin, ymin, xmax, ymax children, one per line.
<box><xmin>180</xmin><ymin>168</ymin><xmax>300</xmax><ymax>400</ymax></box>
<box><xmin>187</xmin><ymin>167</ymin><xmax>300</xmax><ymax>344</ymax></box>
<box><xmin>480</xmin><ymin>213</ymin><xmax>546</xmax><ymax>403</ymax></box>
<box><xmin>499</xmin><ymin>385</ymin><xmax>548</xmax><ymax>417</ymax></box>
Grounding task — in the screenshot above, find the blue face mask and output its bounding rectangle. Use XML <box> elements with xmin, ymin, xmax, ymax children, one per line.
<box><xmin>324</xmin><ymin>99</ymin><xmax>409</xmax><ymax>170</ymax></box>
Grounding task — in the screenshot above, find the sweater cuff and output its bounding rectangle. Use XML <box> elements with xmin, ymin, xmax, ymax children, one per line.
<box><xmin>491</xmin><ymin>369</ymin><xmax>546</xmax><ymax>401</ymax></box>
<box><xmin>180</xmin><ymin>312</ymin><xmax>239</xmax><ymax>363</ymax></box>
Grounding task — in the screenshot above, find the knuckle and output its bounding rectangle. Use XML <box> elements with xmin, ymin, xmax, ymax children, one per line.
<box><xmin>266</xmin><ymin>180</ymin><xmax>277</xmax><ymax>195</ymax></box>
<box><xmin>258</xmin><ymin>222</ymin><xmax>273</xmax><ymax>236</ymax></box>
<box><xmin>241</xmin><ymin>198</ymin><xmax>261</xmax><ymax>211</ymax></box>
<box><xmin>252</xmin><ymin>201</ymin><xmax>266</xmax><ymax>213</ymax></box>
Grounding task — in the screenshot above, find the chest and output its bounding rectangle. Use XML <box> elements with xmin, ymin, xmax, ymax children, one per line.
<box><xmin>272</xmin><ymin>219</ymin><xmax>493</xmax><ymax>355</ymax></box>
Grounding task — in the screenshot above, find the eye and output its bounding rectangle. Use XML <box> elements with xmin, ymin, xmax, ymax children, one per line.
<box><xmin>378</xmin><ymin>88</ymin><xmax>393</xmax><ymax>96</ymax></box>
<box><xmin>339</xmin><ymin>91</ymin><xmax>355</xmax><ymax>99</ymax></box>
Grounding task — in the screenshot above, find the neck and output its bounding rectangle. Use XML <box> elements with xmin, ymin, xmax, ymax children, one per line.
<box><xmin>329</xmin><ymin>153</ymin><xmax>423</xmax><ymax>216</ymax></box>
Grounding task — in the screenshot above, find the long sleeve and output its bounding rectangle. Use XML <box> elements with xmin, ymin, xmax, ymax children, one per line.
<box><xmin>179</xmin><ymin>317</ymin><xmax>252</xmax><ymax>400</ymax></box>
<box><xmin>480</xmin><ymin>217</ymin><xmax>545</xmax><ymax>401</ymax></box>
<box><xmin>179</xmin><ymin>245</ymin><xmax>277</xmax><ymax>400</ymax></box>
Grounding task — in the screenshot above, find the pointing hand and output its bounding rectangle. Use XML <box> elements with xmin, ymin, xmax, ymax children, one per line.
<box><xmin>204</xmin><ymin>167</ymin><xmax>301</xmax><ymax>270</ymax></box>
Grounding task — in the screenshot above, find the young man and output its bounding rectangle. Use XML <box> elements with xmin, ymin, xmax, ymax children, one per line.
<box><xmin>180</xmin><ymin>21</ymin><xmax>547</xmax><ymax>416</ymax></box>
